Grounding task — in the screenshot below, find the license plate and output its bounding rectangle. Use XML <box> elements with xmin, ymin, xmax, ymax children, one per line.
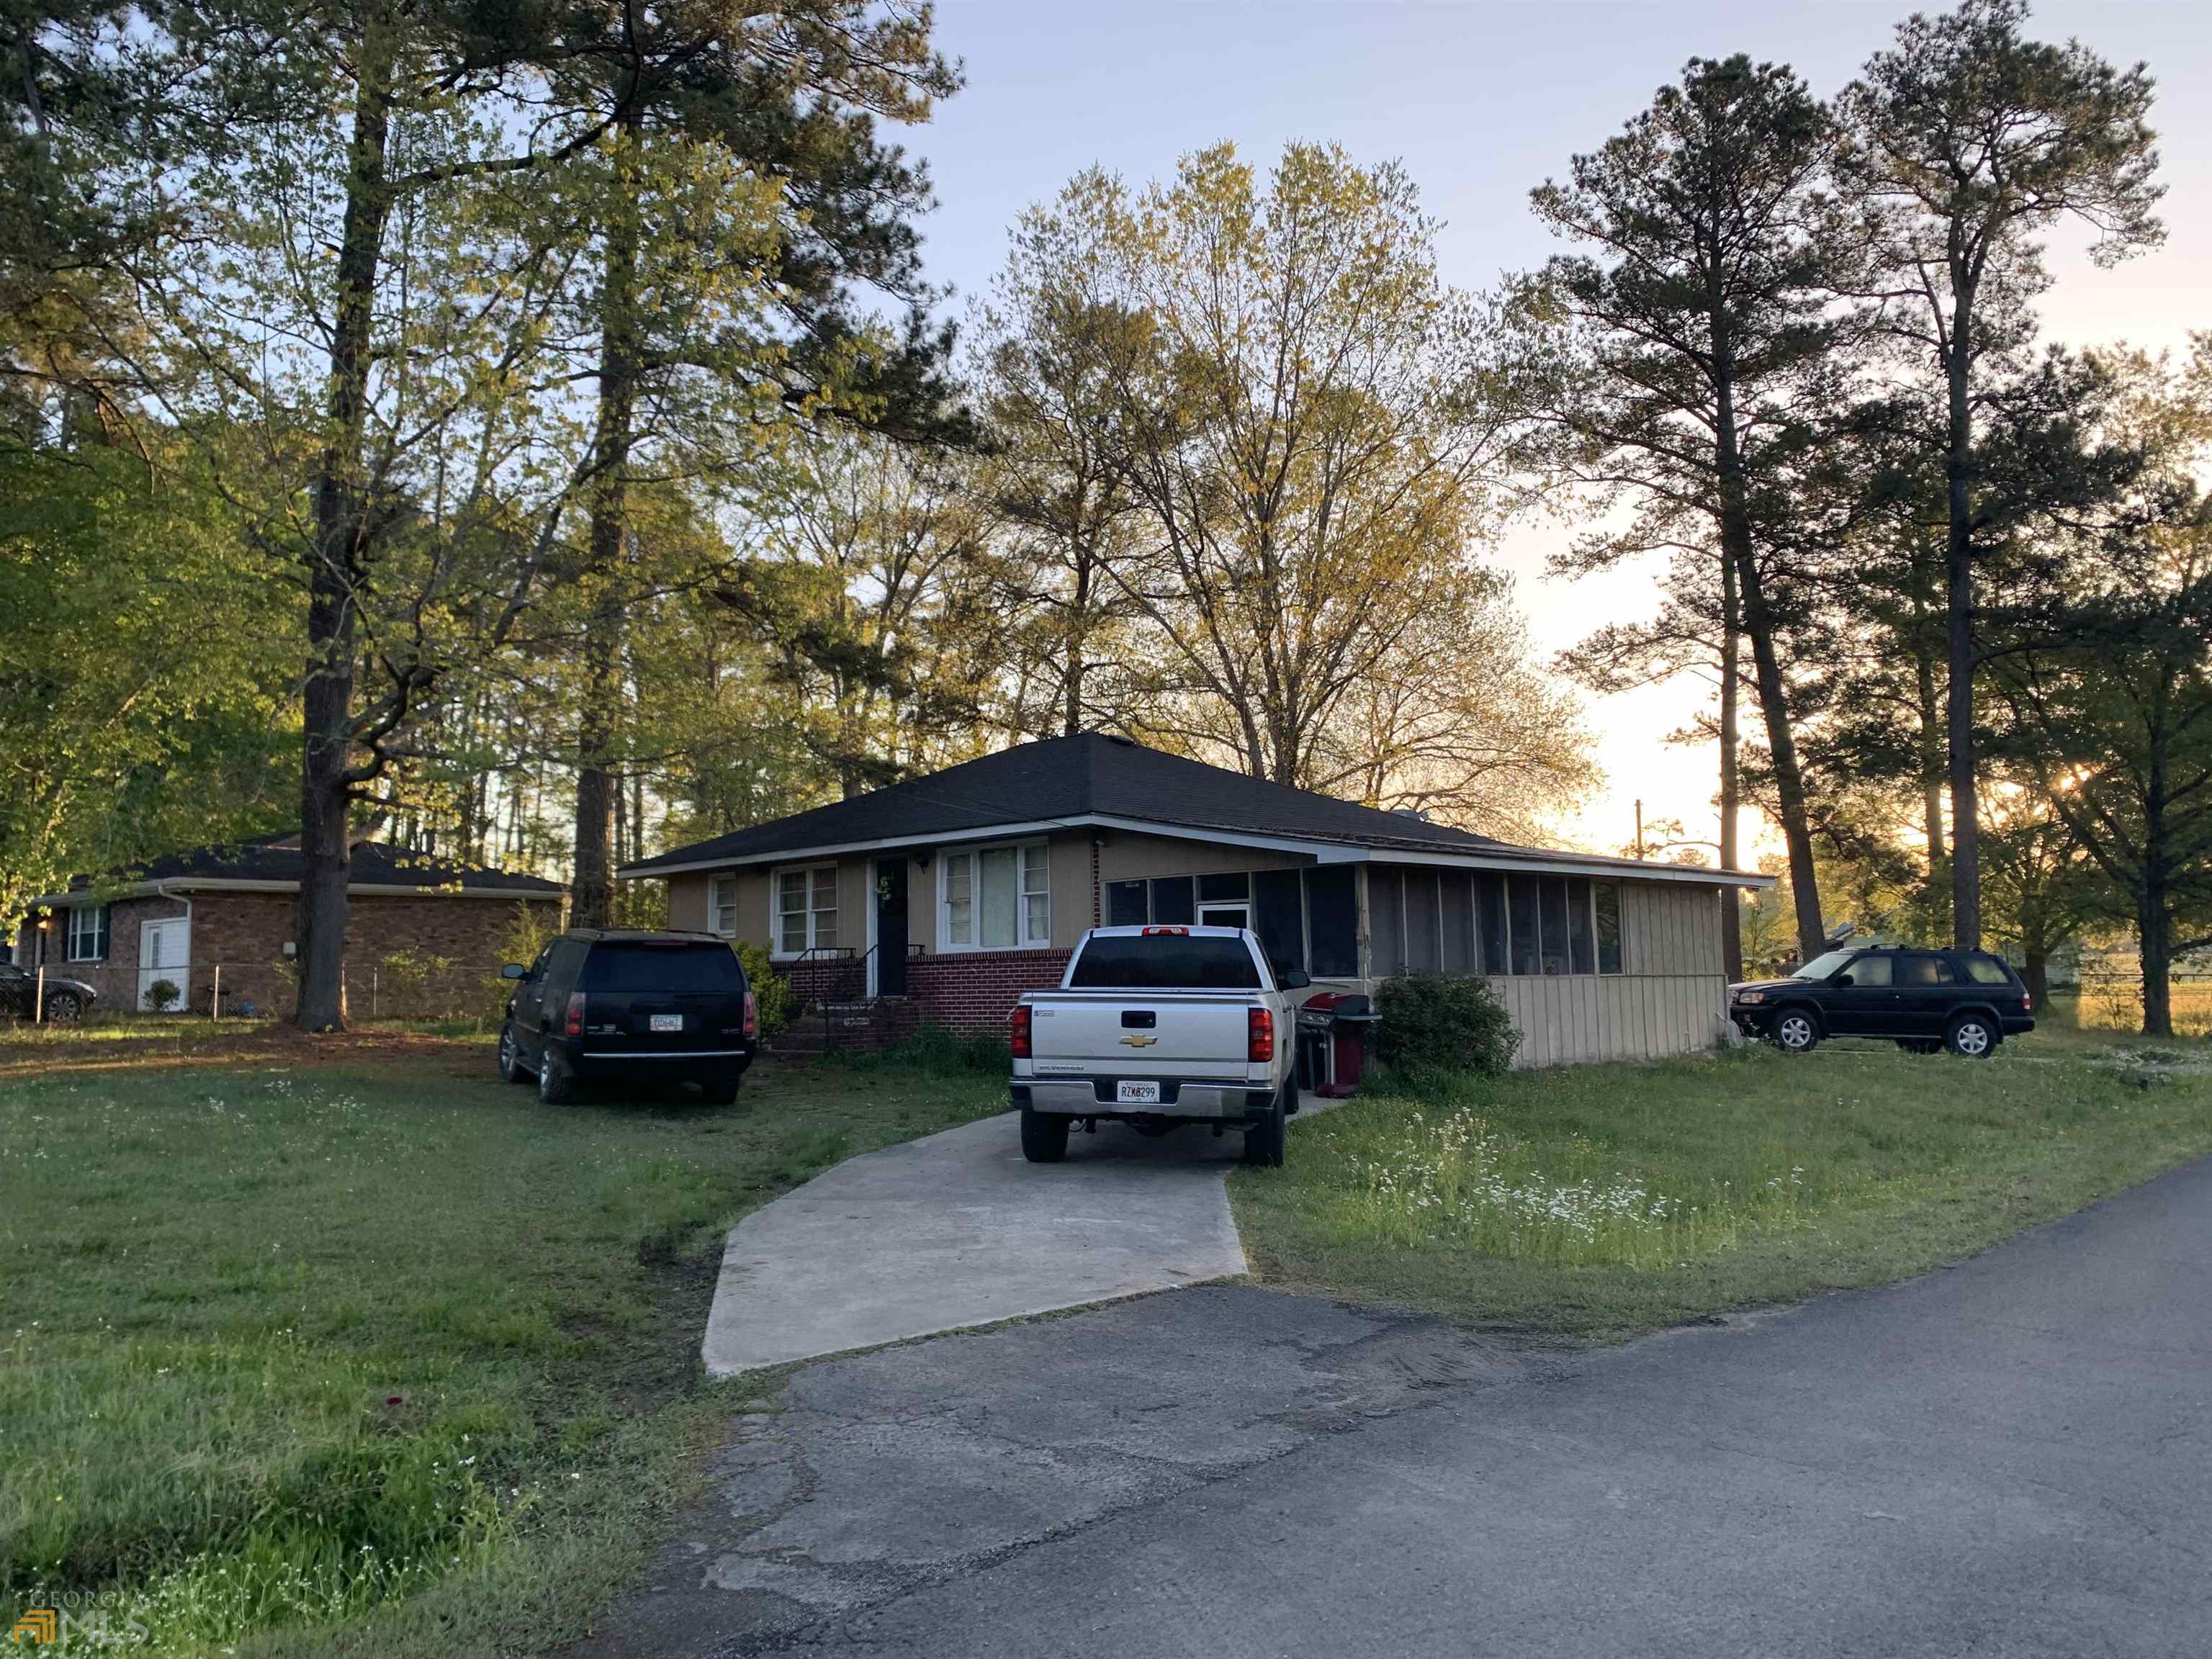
<box><xmin>649</xmin><ymin>1014</ymin><xmax>683</xmax><ymax>1033</ymax></box>
<box><xmin>1115</xmin><ymin>1080</ymin><xmax>1161</xmax><ymax>1105</ymax></box>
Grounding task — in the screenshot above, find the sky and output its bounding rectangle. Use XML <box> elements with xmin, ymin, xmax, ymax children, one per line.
<box><xmin>892</xmin><ymin>0</ymin><xmax>2211</xmax><ymax>861</ymax></box>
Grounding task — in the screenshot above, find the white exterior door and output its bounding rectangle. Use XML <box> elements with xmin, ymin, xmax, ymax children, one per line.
<box><xmin>138</xmin><ymin>917</ymin><xmax>191</xmax><ymax>1011</ymax></box>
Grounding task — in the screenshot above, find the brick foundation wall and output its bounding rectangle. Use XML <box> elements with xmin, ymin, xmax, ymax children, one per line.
<box><xmin>907</xmin><ymin>949</ymin><xmax>1072</xmax><ymax>1037</ymax></box>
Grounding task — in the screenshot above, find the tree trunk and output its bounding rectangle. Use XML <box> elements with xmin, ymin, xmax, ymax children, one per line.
<box><xmin>2137</xmin><ymin>896</ymin><xmax>2172</xmax><ymax>1038</ymax></box>
<box><xmin>2022</xmin><ymin>948</ymin><xmax>2050</xmax><ymax>1015</ymax></box>
<box><xmin>1063</xmin><ymin>550</ymin><xmax>1091</xmax><ymax>735</ymax></box>
<box><xmin>296</xmin><ymin>14</ymin><xmax>396</xmax><ymax>1032</ymax></box>
<box><xmin>1943</xmin><ymin>311</ymin><xmax>1981</xmax><ymax>949</ymax></box>
<box><xmin>1718</xmin><ymin>551</ymin><xmax>1745</xmax><ymax>982</ymax></box>
<box><xmin>1911</xmin><ymin>574</ymin><xmax>1947</xmax><ymax>914</ymax></box>
<box><xmin>568</xmin><ymin>138</ymin><xmax>642</xmax><ymax>932</ymax></box>
<box><xmin>1709</xmin><ymin>339</ymin><xmax>1824</xmax><ymax>966</ymax></box>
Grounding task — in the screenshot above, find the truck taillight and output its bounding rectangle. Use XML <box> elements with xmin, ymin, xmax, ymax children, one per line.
<box><xmin>742</xmin><ymin>990</ymin><xmax>758</xmax><ymax>1039</ymax></box>
<box><xmin>565</xmin><ymin>992</ymin><xmax>585</xmax><ymax>1037</ymax></box>
<box><xmin>1142</xmin><ymin>925</ymin><xmax>1188</xmax><ymax>935</ymax></box>
<box><xmin>1248</xmin><ymin>1007</ymin><xmax>1274</xmax><ymax>1063</ymax></box>
<box><xmin>1010</xmin><ymin>1004</ymin><xmax>1033</xmax><ymax>1058</ymax></box>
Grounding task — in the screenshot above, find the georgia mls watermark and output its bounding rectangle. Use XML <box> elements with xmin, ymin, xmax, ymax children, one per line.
<box><xmin>9</xmin><ymin>1590</ymin><xmax>151</xmax><ymax>1649</ymax></box>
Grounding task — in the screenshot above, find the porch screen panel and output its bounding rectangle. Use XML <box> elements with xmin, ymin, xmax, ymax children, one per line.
<box><xmin>1304</xmin><ymin>868</ymin><xmax>1358</xmax><ymax>979</ymax></box>
<box><xmin>1439</xmin><ymin>871</ymin><xmax>1474</xmax><ymax>974</ymax></box>
<box><xmin>1594</xmin><ymin>881</ymin><xmax>1624</xmax><ymax>974</ymax></box>
<box><xmin>1405</xmin><ymin>872</ymin><xmax>1442</xmax><ymax>973</ymax></box>
<box><xmin>1506</xmin><ymin>876</ymin><xmax>1539</xmax><ymax>975</ymax></box>
<box><xmin>1253</xmin><ymin>869</ymin><xmax>1305</xmax><ymax>976</ymax></box>
<box><xmin>1105</xmin><ymin>880</ymin><xmax>1148</xmax><ymax>927</ymax></box>
<box><xmin>1475</xmin><ymin>874</ymin><xmax>1508</xmax><ymax>974</ymax></box>
<box><xmin>1148</xmin><ymin>875</ymin><xmax>1195</xmax><ymax>925</ymax></box>
<box><xmin>1539</xmin><ymin>876</ymin><xmax>1572</xmax><ymax>975</ymax></box>
<box><xmin>1367</xmin><ymin>867</ymin><xmax>1405</xmax><ymax>974</ymax></box>
<box><xmin>1566</xmin><ymin>876</ymin><xmax>1596</xmax><ymax>974</ymax></box>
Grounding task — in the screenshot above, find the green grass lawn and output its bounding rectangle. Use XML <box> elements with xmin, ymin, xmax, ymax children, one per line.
<box><xmin>1</xmin><ymin>1038</ymin><xmax>1004</xmax><ymax>1656</ymax></box>
<box><xmin>1232</xmin><ymin>1033</ymin><xmax>2212</xmax><ymax>1343</ymax></box>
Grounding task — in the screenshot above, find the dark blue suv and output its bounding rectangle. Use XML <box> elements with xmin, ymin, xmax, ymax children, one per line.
<box><xmin>1730</xmin><ymin>946</ymin><xmax>2034</xmax><ymax>1058</ymax></box>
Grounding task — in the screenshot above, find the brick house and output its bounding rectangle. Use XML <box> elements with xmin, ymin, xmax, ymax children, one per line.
<box><xmin>12</xmin><ymin>835</ymin><xmax>564</xmax><ymax>1017</ymax></box>
<box><xmin>616</xmin><ymin>733</ymin><xmax>1773</xmax><ymax>1066</ymax></box>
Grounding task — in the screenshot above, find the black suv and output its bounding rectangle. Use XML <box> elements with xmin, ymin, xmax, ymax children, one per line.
<box><xmin>499</xmin><ymin>930</ymin><xmax>757</xmax><ymax>1104</ymax></box>
<box><xmin>1731</xmin><ymin>946</ymin><xmax>2033</xmax><ymax>1058</ymax></box>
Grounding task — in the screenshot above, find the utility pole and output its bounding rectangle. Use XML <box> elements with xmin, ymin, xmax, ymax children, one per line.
<box><xmin>1634</xmin><ymin>799</ymin><xmax>1645</xmax><ymax>861</ymax></box>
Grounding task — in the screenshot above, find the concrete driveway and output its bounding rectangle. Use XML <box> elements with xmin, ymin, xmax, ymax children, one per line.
<box><xmin>701</xmin><ymin>1111</ymin><xmax>1249</xmax><ymax>1375</ymax></box>
<box><xmin>601</xmin><ymin>1154</ymin><xmax>2212</xmax><ymax>1659</ymax></box>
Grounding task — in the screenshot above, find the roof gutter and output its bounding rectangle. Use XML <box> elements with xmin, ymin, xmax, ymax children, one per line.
<box><xmin>21</xmin><ymin>878</ymin><xmax>559</xmax><ymax>907</ymax></box>
<box><xmin>617</xmin><ymin>813</ymin><xmax>1774</xmax><ymax>889</ymax></box>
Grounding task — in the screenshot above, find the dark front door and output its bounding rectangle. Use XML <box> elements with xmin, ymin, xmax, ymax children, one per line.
<box><xmin>875</xmin><ymin>858</ymin><xmax>909</xmax><ymax>997</ymax></box>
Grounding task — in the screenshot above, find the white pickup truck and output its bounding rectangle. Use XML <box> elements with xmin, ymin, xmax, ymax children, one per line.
<box><xmin>1010</xmin><ymin>925</ymin><xmax>1310</xmax><ymax>1168</ymax></box>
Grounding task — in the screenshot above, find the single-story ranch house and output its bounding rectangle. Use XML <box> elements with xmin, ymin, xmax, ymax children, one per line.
<box><xmin>11</xmin><ymin>835</ymin><xmax>564</xmax><ymax>1015</ymax></box>
<box><xmin>619</xmin><ymin>733</ymin><xmax>1771</xmax><ymax>1066</ymax></box>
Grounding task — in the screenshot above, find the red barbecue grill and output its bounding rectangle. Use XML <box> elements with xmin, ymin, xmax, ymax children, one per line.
<box><xmin>1295</xmin><ymin>992</ymin><xmax>1378</xmax><ymax>1097</ymax></box>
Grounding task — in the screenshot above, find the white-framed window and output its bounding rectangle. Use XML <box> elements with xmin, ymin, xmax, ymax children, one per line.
<box><xmin>773</xmin><ymin>864</ymin><xmax>839</xmax><ymax>956</ymax></box>
<box><xmin>709</xmin><ymin>875</ymin><xmax>741</xmax><ymax>938</ymax></box>
<box><xmin>940</xmin><ymin>842</ymin><xmax>1051</xmax><ymax>950</ymax></box>
<box><xmin>66</xmin><ymin>905</ymin><xmax>109</xmax><ymax>963</ymax></box>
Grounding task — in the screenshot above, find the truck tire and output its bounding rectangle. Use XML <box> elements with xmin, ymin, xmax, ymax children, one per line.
<box><xmin>1945</xmin><ymin>1012</ymin><xmax>1997</xmax><ymax>1058</ymax></box>
<box><xmin>538</xmin><ymin>1052</ymin><xmax>577</xmax><ymax>1105</ymax></box>
<box><xmin>1242</xmin><ymin>1088</ymin><xmax>1287</xmax><ymax>1169</ymax></box>
<box><xmin>698</xmin><ymin>1074</ymin><xmax>741</xmax><ymax>1106</ymax></box>
<box><xmin>498</xmin><ymin>1024</ymin><xmax>529</xmax><ymax>1084</ymax></box>
<box><xmin>1020</xmin><ymin>1106</ymin><xmax>1069</xmax><ymax>1163</ymax></box>
<box><xmin>1771</xmin><ymin>1007</ymin><xmax>1820</xmax><ymax>1053</ymax></box>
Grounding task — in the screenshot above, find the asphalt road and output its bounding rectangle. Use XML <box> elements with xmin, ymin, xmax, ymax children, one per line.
<box><xmin>592</xmin><ymin>1156</ymin><xmax>2212</xmax><ymax>1659</ymax></box>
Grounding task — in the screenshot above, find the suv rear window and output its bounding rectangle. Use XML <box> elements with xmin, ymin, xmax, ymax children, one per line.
<box><xmin>1963</xmin><ymin>954</ymin><xmax>2014</xmax><ymax>985</ymax></box>
<box><xmin>584</xmin><ymin>942</ymin><xmax>745</xmax><ymax>994</ymax></box>
<box><xmin>1067</xmin><ymin>935</ymin><xmax>1264</xmax><ymax>990</ymax></box>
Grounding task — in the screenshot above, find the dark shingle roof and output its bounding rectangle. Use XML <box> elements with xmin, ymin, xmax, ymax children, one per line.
<box><xmin>624</xmin><ymin>733</ymin><xmax>1548</xmax><ymax>874</ymax></box>
<box><xmin>42</xmin><ymin>835</ymin><xmax>562</xmax><ymax>899</ymax></box>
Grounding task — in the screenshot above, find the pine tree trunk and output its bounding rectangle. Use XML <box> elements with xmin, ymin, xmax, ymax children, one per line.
<box><xmin>297</xmin><ymin>14</ymin><xmax>396</xmax><ymax>1032</ymax></box>
<box><xmin>1943</xmin><ymin>302</ymin><xmax>1981</xmax><ymax>950</ymax></box>
<box><xmin>1710</xmin><ymin>341</ymin><xmax>1824</xmax><ymax>966</ymax></box>
<box><xmin>1911</xmin><ymin>575</ymin><xmax>1947</xmax><ymax>913</ymax></box>
<box><xmin>1718</xmin><ymin>552</ymin><xmax>1744</xmax><ymax>982</ymax></box>
<box><xmin>2138</xmin><ymin>897</ymin><xmax>2172</xmax><ymax>1038</ymax></box>
<box><xmin>569</xmin><ymin>138</ymin><xmax>641</xmax><ymax>932</ymax></box>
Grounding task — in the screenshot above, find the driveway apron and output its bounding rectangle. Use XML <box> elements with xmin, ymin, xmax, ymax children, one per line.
<box><xmin>701</xmin><ymin>1110</ymin><xmax>1249</xmax><ymax>1375</ymax></box>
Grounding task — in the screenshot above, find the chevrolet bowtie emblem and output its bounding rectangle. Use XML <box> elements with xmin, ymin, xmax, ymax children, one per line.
<box><xmin>1119</xmin><ymin>1033</ymin><xmax>1158</xmax><ymax>1048</ymax></box>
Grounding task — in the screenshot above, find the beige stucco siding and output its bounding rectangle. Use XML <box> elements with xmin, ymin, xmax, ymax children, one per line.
<box><xmin>666</xmin><ymin>871</ymin><xmax>711</xmax><ymax>933</ymax></box>
<box><xmin>1095</xmin><ymin>832</ymin><xmax>1314</xmax><ymax>884</ymax></box>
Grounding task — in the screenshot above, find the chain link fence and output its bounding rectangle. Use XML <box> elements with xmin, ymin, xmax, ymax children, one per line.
<box><xmin>2068</xmin><ymin>973</ymin><xmax>2212</xmax><ymax>1039</ymax></box>
<box><xmin>121</xmin><ymin>959</ymin><xmax>516</xmax><ymax>1027</ymax></box>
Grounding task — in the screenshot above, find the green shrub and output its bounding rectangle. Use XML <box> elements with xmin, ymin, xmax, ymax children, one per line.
<box><xmin>1373</xmin><ymin>974</ymin><xmax>1519</xmax><ymax>1076</ymax></box>
<box><xmin>732</xmin><ymin>940</ymin><xmax>793</xmax><ymax>1038</ymax></box>
<box><xmin>145</xmin><ymin>979</ymin><xmax>182</xmax><ymax>1014</ymax></box>
<box><xmin>837</xmin><ymin>1022</ymin><xmax>1010</xmax><ymax>1076</ymax></box>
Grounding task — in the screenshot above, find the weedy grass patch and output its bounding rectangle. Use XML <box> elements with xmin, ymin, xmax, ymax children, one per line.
<box><xmin>1232</xmin><ymin>1036</ymin><xmax>2212</xmax><ymax>1340</ymax></box>
<box><xmin>0</xmin><ymin>1046</ymin><xmax>1004</xmax><ymax>1655</ymax></box>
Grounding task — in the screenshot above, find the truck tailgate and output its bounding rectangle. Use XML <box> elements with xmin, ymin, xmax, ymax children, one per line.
<box><xmin>1028</xmin><ymin>992</ymin><xmax>1253</xmax><ymax>1077</ymax></box>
